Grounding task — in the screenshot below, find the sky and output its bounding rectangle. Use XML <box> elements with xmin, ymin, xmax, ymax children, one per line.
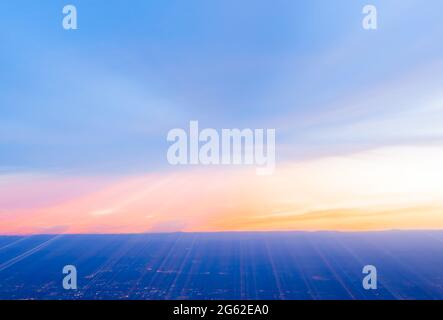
<box><xmin>1</xmin><ymin>0</ymin><xmax>443</xmax><ymax>234</ymax></box>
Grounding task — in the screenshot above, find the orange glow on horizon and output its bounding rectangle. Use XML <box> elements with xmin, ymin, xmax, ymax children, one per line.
<box><xmin>1</xmin><ymin>146</ymin><xmax>443</xmax><ymax>235</ymax></box>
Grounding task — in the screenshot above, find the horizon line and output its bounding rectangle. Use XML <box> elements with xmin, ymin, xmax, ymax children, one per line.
<box><xmin>1</xmin><ymin>229</ymin><xmax>442</xmax><ymax>237</ymax></box>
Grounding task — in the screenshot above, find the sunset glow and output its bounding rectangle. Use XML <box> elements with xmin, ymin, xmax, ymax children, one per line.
<box><xmin>2</xmin><ymin>146</ymin><xmax>442</xmax><ymax>234</ymax></box>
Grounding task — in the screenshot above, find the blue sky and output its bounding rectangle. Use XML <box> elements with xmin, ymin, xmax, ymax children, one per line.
<box><xmin>1</xmin><ymin>0</ymin><xmax>443</xmax><ymax>174</ymax></box>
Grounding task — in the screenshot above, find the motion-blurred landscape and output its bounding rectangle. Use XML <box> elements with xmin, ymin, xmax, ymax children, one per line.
<box><xmin>0</xmin><ymin>231</ymin><xmax>442</xmax><ymax>300</ymax></box>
